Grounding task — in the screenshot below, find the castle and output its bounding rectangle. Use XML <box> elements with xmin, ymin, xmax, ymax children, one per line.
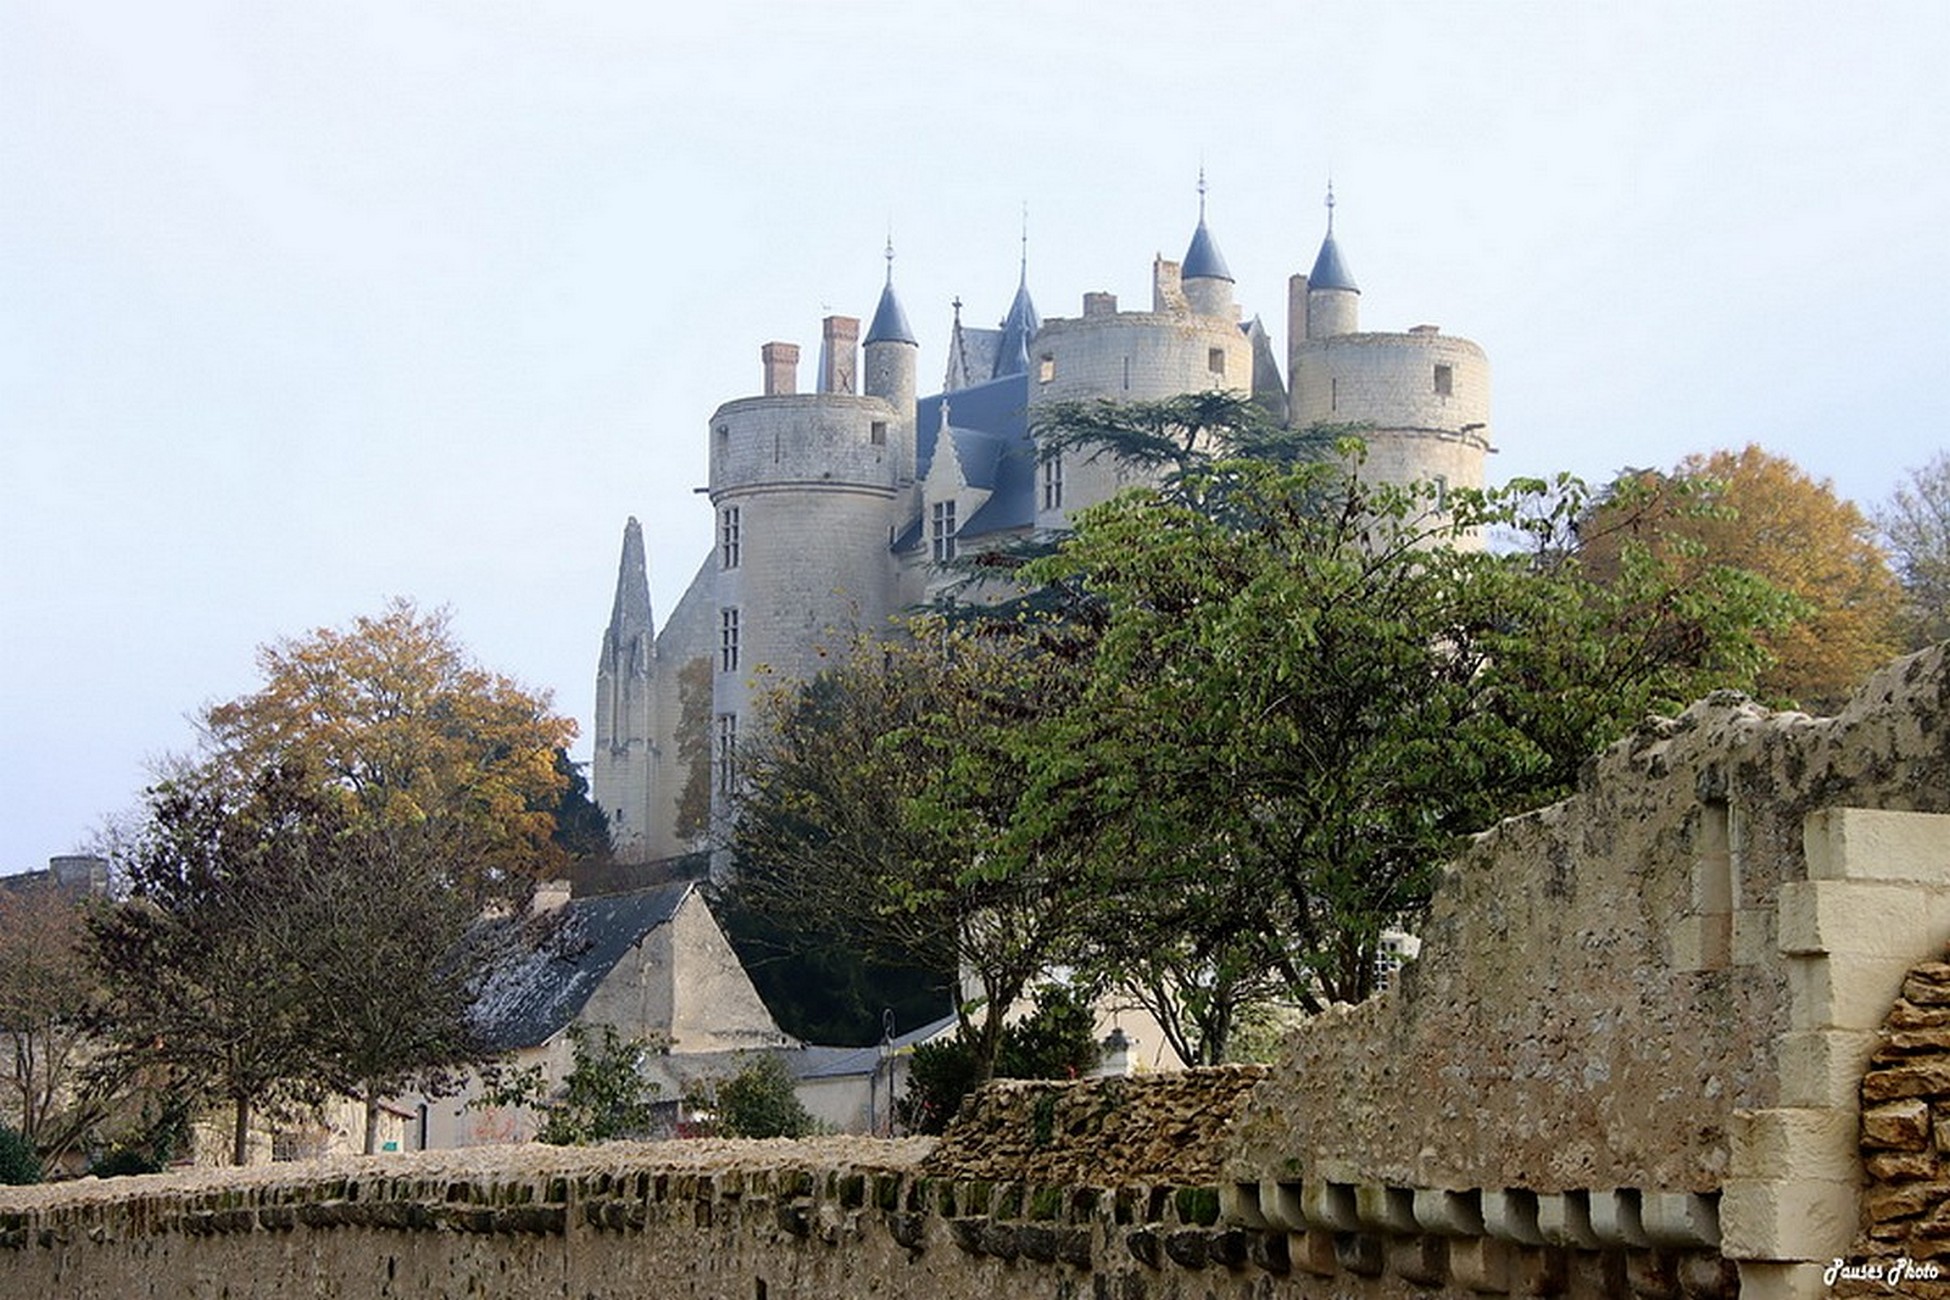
<box><xmin>592</xmin><ymin>187</ymin><xmax>1495</xmax><ymax>863</ymax></box>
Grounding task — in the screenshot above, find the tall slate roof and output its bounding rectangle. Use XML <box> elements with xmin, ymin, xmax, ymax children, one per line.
<box><xmin>468</xmin><ymin>882</ymin><xmax>692</xmax><ymax>1053</ymax></box>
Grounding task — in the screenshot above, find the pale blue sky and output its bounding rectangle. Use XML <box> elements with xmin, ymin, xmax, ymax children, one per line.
<box><xmin>4</xmin><ymin>1</ymin><xmax>1947</xmax><ymax>872</ymax></box>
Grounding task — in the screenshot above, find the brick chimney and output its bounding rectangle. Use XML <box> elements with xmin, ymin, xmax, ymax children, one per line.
<box><xmin>761</xmin><ymin>342</ymin><xmax>799</xmax><ymax>396</ymax></box>
<box><xmin>819</xmin><ymin>316</ymin><xmax>859</xmax><ymax>395</ymax></box>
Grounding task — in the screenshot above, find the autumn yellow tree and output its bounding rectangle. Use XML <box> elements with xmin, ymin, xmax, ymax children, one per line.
<box><xmin>198</xmin><ymin>599</ymin><xmax>577</xmax><ymax>901</ymax></box>
<box><xmin>1581</xmin><ymin>445</ymin><xmax>1904</xmax><ymax>713</ymax></box>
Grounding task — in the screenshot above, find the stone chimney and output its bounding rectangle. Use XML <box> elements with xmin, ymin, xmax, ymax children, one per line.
<box><xmin>818</xmin><ymin>316</ymin><xmax>859</xmax><ymax>395</ymax></box>
<box><xmin>1152</xmin><ymin>257</ymin><xmax>1186</xmax><ymax>313</ymax></box>
<box><xmin>761</xmin><ymin>342</ymin><xmax>800</xmax><ymax>396</ymax></box>
<box><xmin>1083</xmin><ymin>291</ymin><xmax>1118</xmax><ymax>318</ymax></box>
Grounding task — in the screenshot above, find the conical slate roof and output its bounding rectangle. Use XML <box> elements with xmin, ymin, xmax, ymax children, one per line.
<box><xmin>1309</xmin><ymin>230</ymin><xmax>1359</xmax><ymax>293</ymax></box>
<box><xmin>1183</xmin><ymin>217</ymin><xmax>1233</xmax><ymax>282</ymax></box>
<box><xmin>865</xmin><ymin>277</ymin><xmax>916</xmax><ymax>346</ymax></box>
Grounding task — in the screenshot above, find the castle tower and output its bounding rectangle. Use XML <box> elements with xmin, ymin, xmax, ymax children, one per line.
<box><xmin>863</xmin><ymin>242</ymin><xmax>919</xmax><ymax>486</ymax></box>
<box><xmin>592</xmin><ymin>517</ymin><xmax>659</xmax><ymax>861</ymax></box>
<box><xmin>1284</xmin><ymin>190</ymin><xmax>1492</xmax><ymax>534</ymax></box>
<box><xmin>1030</xmin><ymin>202</ymin><xmax>1252</xmax><ymax>529</ymax></box>
<box><xmin>705</xmin><ymin>277</ymin><xmax>911</xmax><ymax>827</ymax></box>
<box><xmin>1181</xmin><ymin>173</ymin><xmax>1236</xmax><ymax>321</ymax></box>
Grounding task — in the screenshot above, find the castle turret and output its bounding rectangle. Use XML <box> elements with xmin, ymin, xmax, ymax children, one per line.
<box><xmin>1181</xmin><ymin>175</ymin><xmax>1236</xmax><ymax>321</ymax></box>
<box><xmin>593</xmin><ymin>517</ymin><xmax>658</xmax><ymax>862</ymax></box>
<box><xmin>863</xmin><ymin>244</ymin><xmax>919</xmax><ymax>484</ymax></box>
<box><xmin>1304</xmin><ymin>186</ymin><xmax>1361</xmax><ymax>340</ymax></box>
<box><xmin>1284</xmin><ymin>190</ymin><xmax>1492</xmax><ymax>534</ymax></box>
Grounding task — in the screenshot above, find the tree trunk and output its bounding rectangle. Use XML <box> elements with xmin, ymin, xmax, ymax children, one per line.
<box><xmin>231</xmin><ymin>1096</ymin><xmax>251</xmax><ymax>1167</ymax></box>
<box><xmin>363</xmin><ymin>1090</ymin><xmax>381</xmax><ymax>1156</ymax></box>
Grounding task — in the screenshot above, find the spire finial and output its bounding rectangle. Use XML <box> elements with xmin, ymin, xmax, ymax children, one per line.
<box><xmin>1020</xmin><ymin>203</ymin><xmax>1031</xmax><ymax>281</ymax></box>
<box><xmin>951</xmin><ymin>295</ymin><xmax>963</xmax><ymax>323</ymax></box>
<box><xmin>1198</xmin><ymin>164</ymin><xmax>1208</xmax><ymax>220</ymax></box>
<box><xmin>1325</xmin><ymin>179</ymin><xmax>1336</xmax><ymax>233</ymax></box>
<box><xmin>884</xmin><ymin>225</ymin><xmax>895</xmax><ymax>284</ymax></box>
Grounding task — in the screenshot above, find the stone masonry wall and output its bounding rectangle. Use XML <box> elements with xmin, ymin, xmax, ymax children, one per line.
<box><xmin>1839</xmin><ymin>954</ymin><xmax>1950</xmax><ymax>1297</ymax></box>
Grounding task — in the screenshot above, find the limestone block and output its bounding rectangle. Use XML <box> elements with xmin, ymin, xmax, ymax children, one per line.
<box><xmin>1673</xmin><ymin>914</ymin><xmax>1731</xmax><ymax>972</ymax></box>
<box><xmin>1641</xmin><ymin>1191</ymin><xmax>1723</xmax><ymax>1249</ymax></box>
<box><xmin>1727</xmin><ymin>1107</ymin><xmax>1862</xmax><ymax>1181</ymax></box>
<box><xmin>1733</xmin><ymin>908</ymin><xmax>1777</xmax><ymax>966</ymax></box>
<box><xmin>1481</xmin><ymin>1189</ymin><xmax>1544</xmax><ymax>1245</ymax></box>
<box><xmin>1257</xmin><ymin>1180</ymin><xmax>1305</xmax><ymax>1232</ymax></box>
<box><xmin>1805</xmin><ymin>808</ymin><xmax>1950</xmax><ymax>883</ymax></box>
<box><xmin>1387</xmin><ymin>1234</ymin><xmax>1450</xmax><ymax>1287</ymax></box>
<box><xmin>1353</xmin><ymin>1183</ymin><xmax>1418</xmax><ymax>1235</ymax></box>
<box><xmin>1301</xmin><ymin>1181</ymin><xmax>1358</xmax><ymax>1232</ymax></box>
<box><xmin>1863</xmin><ymin>1061</ymin><xmax>1950</xmax><ymax>1103</ymax></box>
<box><xmin>1719</xmin><ymin>1177</ymin><xmax>1851</xmax><ymax>1260</ymax></box>
<box><xmin>1219</xmin><ymin>1182</ymin><xmax>1265</xmax><ymax>1229</ymax></box>
<box><xmin>1865</xmin><ymin>1150</ymin><xmax>1939</xmax><ymax>1180</ymax></box>
<box><xmin>1535</xmin><ymin>1191</ymin><xmax>1599</xmax><ymax>1248</ymax></box>
<box><xmin>1863</xmin><ymin>1099</ymin><xmax>1934</xmax><ymax>1150</ymax></box>
<box><xmin>1786</xmin><ymin>951</ymin><xmax>1925</xmax><ymax>1033</ymax></box>
<box><xmin>1412</xmin><ymin>1188</ymin><xmax>1485</xmax><ymax>1237</ymax></box>
<box><xmin>1736</xmin><ymin>1259</ymin><xmax>1830</xmax><ymax>1300</ymax></box>
<box><xmin>1586</xmin><ymin>1189</ymin><xmax>1650</xmax><ymax>1247</ymax></box>
<box><xmin>1777</xmin><ymin>1028</ymin><xmax>1882</xmax><ymax>1107</ymax></box>
<box><xmin>1778</xmin><ymin>879</ymin><xmax>1950</xmax><ymax>964</ymax></box>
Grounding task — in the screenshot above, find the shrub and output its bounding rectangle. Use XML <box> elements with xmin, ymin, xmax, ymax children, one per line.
<box><xmin>0</xmin><ymin>1125</ymin><xmax>41</xmax><ymax>1185</ymax></box>
<box><xmin>707</xmin><ymin>1055</ymin><xmax>814</xmax><ymax>1139</ymax></box>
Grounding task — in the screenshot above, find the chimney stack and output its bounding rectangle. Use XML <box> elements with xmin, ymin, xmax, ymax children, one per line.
<box><xmin>761</xmin><ymin>342</ymin><xmax>800</xmax><ymax>396</ymax></box>
<box><xmin>819</xmin><ymin>316</ymin><xmax>860</xmax><ymax>394</ymax></box>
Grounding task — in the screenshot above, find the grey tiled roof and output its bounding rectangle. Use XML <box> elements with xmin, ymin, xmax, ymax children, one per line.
<box><xmin>468</xmin><ymin>882</ymin><xmax>692</xmax><ymax>1053</ymax></box>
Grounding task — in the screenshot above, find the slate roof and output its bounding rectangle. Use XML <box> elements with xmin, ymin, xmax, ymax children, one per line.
<box><xmin>1309</xmin><ymin>230</ymin><xmax>1359</xmax><ymax>293</ymax></box>
<box><xmin>899</xmin><ymin>373</ymin><xmax>1037</xmax><ymax>549</ymax></box>
<box><xmin>790</xmin><ymin>1012</ymin><xmax>959</xmax><ymax>1081</ymax></box>
<box><xmin>1182</xmin><ymin>217</ymin><xmax>1233</xmax><ymax>282</ymax></box>
<box><xmin>864</xmin><ymin>279</ymin><xmax>917</xmax><ymax>347</ymax></box>
<box><xmin>468</xmin><ymin>882</ymin><xmax>692</xmax><ymax>1054</ymax></box>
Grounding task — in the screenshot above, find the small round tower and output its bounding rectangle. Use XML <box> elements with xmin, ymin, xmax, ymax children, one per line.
<box><xmin>863</xmin><ymin>242</ymin><xmax>919</xmax><ymax>486</ymax></box>
<box><xmin>1181</xmin><ymin>175</ymin><xmax>1236</xmax><ymax>321</ymax></box>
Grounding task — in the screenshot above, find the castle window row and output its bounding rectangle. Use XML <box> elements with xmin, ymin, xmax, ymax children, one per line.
<box><xmin>930</xmin><ymin>499</ymin><xmax>958</xmax><ymax>563</ymax></box>
<box><xmin>719</xmin><ymin>607</ymin><xmax>740</xmax><ymax>673</ymax></box>
<box><xmin>719</xmin><ymin>506</ymin><xmax>741</xmax><ymax>570</ymax></box>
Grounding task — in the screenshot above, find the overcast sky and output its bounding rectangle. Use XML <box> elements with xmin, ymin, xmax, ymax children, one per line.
<box><xmin>4</xmin><ymin>1</ymin><xmax>1947</xmax><ymax>873</ymax></box>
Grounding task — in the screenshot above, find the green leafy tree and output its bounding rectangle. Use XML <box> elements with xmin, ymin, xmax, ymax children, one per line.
<box><xmin>895</xmin><ymin>983</ymin><xmax>1102</xmax><ymax>1135</ymax></box>
<box><xmin>91</xmin><ymin>768</ymin><xmax>336</xmax><ymax>1165</ymax></box>
<box><xmin>1877</xmin><ymin>450</ymin><xmax>1950</xmax><ymax>647</ymax></box>
<box><xmin>478</xmin><ymin>1024</ymin><xmax>661</xmax><ymax>1146</ymax></box>
<box><xmin>1012</xmin><ymin>455</ymin><xmax>1793</xmax><ymax>1026</ymax></box>
<box><xmin>700</xmin><ymin>1054</ymin><xmax>814</xmax><ymax>1139</ymax></box>
<box><xmin>727</xmin><ymin>620</ymin><xmax>1080</xmax><ymax>1082</ymax></box>
<box><xmin>546</xmin><ymin>750</ymin><xmax>613</xmax><ymax>864</ymax></box>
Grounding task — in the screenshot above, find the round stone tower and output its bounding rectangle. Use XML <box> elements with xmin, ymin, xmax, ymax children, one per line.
<box><xmin>706</xmin><ymin>330</ymin><xmax>908</xmax><ymax>732</ymax></box>
<box><xmin>1285</xmin><ymin>194</ymin><xmax>1492</xmax><ymax>528</ymax></box>
<box><xmin>1030</xmin><ymin>198</ymin><xmax>1253</xmax><ymax>528</ymax></box>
